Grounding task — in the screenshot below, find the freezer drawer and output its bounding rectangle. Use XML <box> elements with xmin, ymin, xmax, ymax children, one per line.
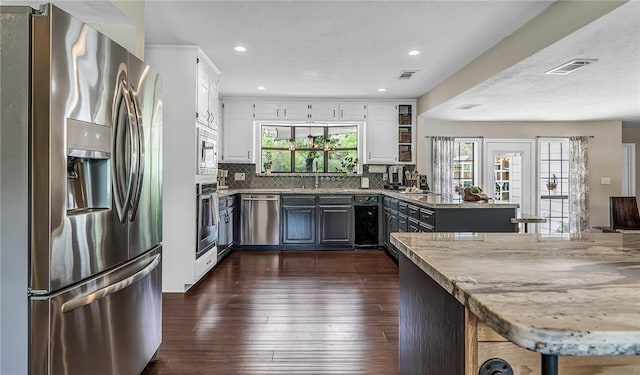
<box><xmin>30</xmin><ymin>246</ymin><xmax>162</xmax><ymax>375</ymax></box>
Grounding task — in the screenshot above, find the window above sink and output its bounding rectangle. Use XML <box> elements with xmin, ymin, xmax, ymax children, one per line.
<box><xmin>258</xmin><ymin>122</ymin><xmax>362</xmax><ymax>175</ymax></box>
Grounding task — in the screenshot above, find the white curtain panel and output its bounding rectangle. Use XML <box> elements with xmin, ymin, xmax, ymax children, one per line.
<box><xmin>432</xmin><ymin>137</ymin><xmax>455</xmax><ymax>200</ymax></box>
<box><xmin>569</xmin><ymin>136</ymin><xmax>589</xmax><ymax>234</ymax></box>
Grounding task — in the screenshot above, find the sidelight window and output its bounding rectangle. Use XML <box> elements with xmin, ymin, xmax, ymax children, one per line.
<box><xmin>538</xmin><ymin>138</ymin><xmax>569</xmax><ymax>235</ymax></box>
<box><xmin>451</xmin><ymin>139</ymin><xmax>480</xmax><ymax>202</ymax></box>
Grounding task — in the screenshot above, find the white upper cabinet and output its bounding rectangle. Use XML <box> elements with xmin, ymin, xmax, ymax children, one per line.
<box><xmin>208</xmin><ymin>76</ymin><xmax>219</xmax><ymax>130</ymax></box>
<box><xmin>365</xmin><ymin>103</ymin><xmax>397</xmax><ymax>164</ymax></box>
<box><xmin>338</xmin><ymin>102</ymin><xmax>367</xmax><ymax>121</ymax></box>
<box><xmin>196</xmin><ymin>62</ymin><xmax>209</xmax><ymax>127</ymax></box>
<box><xmin>253</xmin><ymin>102</ymin><xmax>280</xmax><ymax>119</ymax></box>
<box><xmin>196</xmin><ymin>52</ymin><xmax>220</xmax><ymax>129</ymax></box>
<box><xmin>310</xmin><ymin>102</ymin><xmax>367</xmax><ymax>121</ymax></box>
<box><xmin>281</xmin><ymin>102</ymin><xmax>309</xmax><ymax>120</ymax></box>
<box><xmin>253</xmin><ymin>102</ymin><xmax>309</xmax><ymax>120</ymax></box>
<box><xmin>222</xmin><ymin>102</ymin><xmax>254</xmax><ymax>163</ymax></box>
<box><xmin>309</xmin><ymin>102</ymin><xmax>339</xmax><ymax>120</ymax></box>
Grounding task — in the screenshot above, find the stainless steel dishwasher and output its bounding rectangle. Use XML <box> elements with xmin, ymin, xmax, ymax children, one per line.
<box><xmin>240</xmin><ymin>194</ymin><xmax>280</xmax><ymax>245</ymax></box>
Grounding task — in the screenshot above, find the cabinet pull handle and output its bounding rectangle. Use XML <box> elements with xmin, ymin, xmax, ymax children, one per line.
<box><xmin>284</xmin><ymin>108</ymin><xmax>287</xmax><ymax>117</ymax></box>
<box><xmin>368</xmin><ymin>152</ymin><xmax>371</xmax><ymax>159</ymax></box>
<box><xmin>277</xmin><ymin>108</ymin><xmax>279</xmax><ymax>117</ymax></box>
<box><xmin>247</xmin><ymin>151</ymin><xmax>250</xmax><ymax>158</ymax></box>
<box><xmin>333</xmin><ymin>109</ymin><xmax>336</xmax><ymax>118</ymax></box>
<box><xmin>341</xmin><ymin>109</ymin><xmax>344</xmax><ymax>118</ymax></box>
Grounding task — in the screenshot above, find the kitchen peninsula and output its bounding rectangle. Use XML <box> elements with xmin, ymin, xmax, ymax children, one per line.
<box><xmin>391</xmin><ymin>232</ymin><xmax>640</xmax><ymax>375</ymax></box>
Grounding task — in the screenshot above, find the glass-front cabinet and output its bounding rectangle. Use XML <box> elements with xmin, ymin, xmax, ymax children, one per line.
<box><xmin>397</xmin><ymin>104</ymin><xmax>415</xmax><ymax>163</ymax></box>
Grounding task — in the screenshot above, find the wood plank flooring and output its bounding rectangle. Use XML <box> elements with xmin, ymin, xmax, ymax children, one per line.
<box><xmin>142</xmin><ymin>250</ymin><xmax>399</xmax><ymax>374</ymax></box>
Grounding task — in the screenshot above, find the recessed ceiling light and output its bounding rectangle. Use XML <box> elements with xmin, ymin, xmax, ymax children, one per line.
<box><xmin>234</xmin><ymin>46</ymin><xmax>247</xmax><ymax>52</ymax></box>
<box><xmin>378</xmin><ymin>88</ymin><xmax>386</xmax><ymax>92</ymax></box>
<box><xmin>408</xmin><ymin>50</ymin><xmax>421</xmax><ymax>56</ymax></box>
<box><xmin>257</xmin><ymin>86</ymin><xmax>266</xmax><ymax>90</ymax></box>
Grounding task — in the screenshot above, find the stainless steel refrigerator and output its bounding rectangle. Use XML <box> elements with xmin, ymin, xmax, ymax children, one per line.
<box><xmin>0</xmin><ymin>4</ymin><xmax>163</xmax><ymax>374</ymax></box>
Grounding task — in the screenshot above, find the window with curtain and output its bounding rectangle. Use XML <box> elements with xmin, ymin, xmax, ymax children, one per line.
<box><xmin>260</xmin><ymin>124</ymin><xmax>359</xmax><ymax>174</ymax></box>
<box><xmin>452</xmin><ymin>139</ymin><xmax>480</xmax><ymax>202</ymax></box>
<box><xmin>538</xmin><ymin>138</ymin><xmax>570</xmax><ymax>235</ymax></box>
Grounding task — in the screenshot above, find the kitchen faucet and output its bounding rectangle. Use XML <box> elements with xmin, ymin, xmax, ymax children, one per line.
<box><xmin>314</xmin><ymin>160</ymin><xmax>320</xmax><ymax>189</ymax></box>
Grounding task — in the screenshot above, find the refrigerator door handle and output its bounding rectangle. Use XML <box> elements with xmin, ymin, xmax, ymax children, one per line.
<box><xmin>112</xmin><ymin>79</ymin><xmax>137</xmax><ymax>222</ymax></box>
<box><xmin>128</xmin><ymin>86</ymin><xmax>145</xmax><ymax>221</ymax></box>
<box><xmin>60</xmin><ymin>253</ymin><xmax>161</xmax><ymax>313</ymax></box>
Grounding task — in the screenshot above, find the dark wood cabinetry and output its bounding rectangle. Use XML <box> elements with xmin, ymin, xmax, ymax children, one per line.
<box><xmin>319</xmin><ymin>205</ymin><xmax>353</xmax><ymax>244</ymax></box>
<box><xmin>280</xmin><ymin>195</ymin><xmax>353</xmax><ymax>246</ymax></box>
<box><xmin>382</xmin><ymin>195</ymin><xmax>517</xmax><ymax>260</ymax></box>
<box><xmin>218</xmin><ymin>195</ymin><xmax>236</xmax><ymax>257</ymax></box>
<box><xmin>318</xmin><ymin>195</ymin><xmax>353</xmax><ymax>245</ymax></box>
<box><xmin>282</xmin><ymin>196</ymin><xmax>317</xmax><ymax>244</ymax></box>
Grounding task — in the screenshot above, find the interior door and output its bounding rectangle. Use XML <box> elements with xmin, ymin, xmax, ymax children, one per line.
<box><xmin>483</xmin><ymin>140</ymin><xmax>535</xmax><ymax>218</ymax></box>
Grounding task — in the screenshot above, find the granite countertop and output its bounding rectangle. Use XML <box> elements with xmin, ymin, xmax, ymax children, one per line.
<box><xmin>383</xmin><ymin>191</ymin><xmax>519</xmax><ymax>208</ymax></box>
<box><xmin>390</xmin><ymin>232</ymin><xmax>640</xmax><ymax>356</ymax></box>
<box><xmin>218</xmin><ymin>188</ymin><xmax>519</xmax><ymax>209</ymax></box>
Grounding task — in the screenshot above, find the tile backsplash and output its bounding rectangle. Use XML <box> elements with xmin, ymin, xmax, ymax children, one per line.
<box><xmin>219</xmin><ymin>163</ymin><xmax>415</xmax><ymax>190</ymax></box>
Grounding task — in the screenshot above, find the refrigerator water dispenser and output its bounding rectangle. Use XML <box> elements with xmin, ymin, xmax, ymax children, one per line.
<box><xmin>66</xmin><ymin>119</ymin><xmax>111</xmax><ymax>214</ymax></box>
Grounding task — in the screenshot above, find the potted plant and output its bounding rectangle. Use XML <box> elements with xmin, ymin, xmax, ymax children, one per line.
<box><xmin>340</xmin><ymin>156</ymin><xmax>359</xmax><ymax>176</ymax></box>
<box><xmin>546</xmin><ymin>174</ymin><xmax>557</xmax><ymax>191</ymax></box>
<box><xmin>263</xmin><ymin>151</ymin><xmax>273</xmax><ymax>173</ymax></box>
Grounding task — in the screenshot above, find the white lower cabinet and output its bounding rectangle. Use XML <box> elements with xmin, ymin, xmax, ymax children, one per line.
<box><xmin>222</xmin><ymin>102</ymin><xmax>254</xmax><ymax>163</ymax></box>
<box><xmin>195</xmin><ymin>248</ymin><xmax>218</xmax><ymax>281</ymax></box>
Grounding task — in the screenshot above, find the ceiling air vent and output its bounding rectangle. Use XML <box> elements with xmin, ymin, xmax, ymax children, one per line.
<box><xmin>456</xmin><ymin>104</ymin><xmax>481</xmax><ymax>110</ymax></box>
<box><xmin>398</xmin><ymin>70</ymin><xmax>418</xmax><ymax>79</ymax></box>
<box><xmin>545</xmin><ymin>59</ymin><xmax>598</xmax><ymax>75</ymax></box>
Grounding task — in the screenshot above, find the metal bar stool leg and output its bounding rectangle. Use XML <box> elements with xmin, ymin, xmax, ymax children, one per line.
<box><xmin>541</xmin><ymin>354</ymin><xmax>558</xmax><ymax>375</ymax></box>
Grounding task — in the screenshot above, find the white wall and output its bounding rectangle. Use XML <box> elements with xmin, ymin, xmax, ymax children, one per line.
<box><xmin>417</xmin><ymin>118</ymin><xmax>622</xmax><ymax>227</ymax></box>
<box><xmin>92</xmin><ymin>1</ymin><xmax>145</xmax><ymax>59</ymax></box>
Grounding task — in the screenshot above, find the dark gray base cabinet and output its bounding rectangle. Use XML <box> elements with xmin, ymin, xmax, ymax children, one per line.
<box><xmin>319</xmin><ymin>206</ymin><xmax>353</xmax><ymax>244</ymax></box>
<box><xmin>282</xmin><ymin>206</ymin><xmax>316</xmax><ymax>244</ymax></box>
<box><xmin>218</xmin><ymin>195</ymin><xmax>236</xmax><ymax>253</ymax></box>
<box><xmin>280</xmin><ymin>195</ymin><xmax>354</xmax><ymax>247</ymax></box>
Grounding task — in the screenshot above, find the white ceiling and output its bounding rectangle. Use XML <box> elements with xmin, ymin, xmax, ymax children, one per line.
<box><xmin>4</xmin><ymin>0</ymin><xmax>638</xmax><ymax>123</ymax></box>
<box><xmin>1</xmin><ymin>0</ymin><xmax>129</xmax><ymax>24</ymax></box>
<box><xmin>425</xmin><ymin>0</ymin><xmax>640</xmax><ymax>122</ymax></box>
<box><xmin>144</xmin><ymin>1</ymin><xmax>553</xmax><ymax>100</ymax></box>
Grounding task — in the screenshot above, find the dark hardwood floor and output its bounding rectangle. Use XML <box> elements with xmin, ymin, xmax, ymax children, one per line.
<box><xmin>142</xmin><ymin>250</ymin><xmax>399</xmax><ymax>374</ymax></box>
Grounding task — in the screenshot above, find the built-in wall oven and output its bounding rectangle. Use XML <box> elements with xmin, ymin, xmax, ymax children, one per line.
<box><xmin>198</xmin><ymin>127</ymin><xmax>218</xmax><ymax>176</ymax></box>
<box><xmin>196</xmin><ymin>183</ymin><xmax>219</xmax><ymax>258</ymax></box>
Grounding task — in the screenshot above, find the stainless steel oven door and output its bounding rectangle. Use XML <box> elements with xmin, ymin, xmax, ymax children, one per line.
<box><xmin>197</xmin><ymin>188</ymin><xmax>219</xmax><ymax>257</ymax></box>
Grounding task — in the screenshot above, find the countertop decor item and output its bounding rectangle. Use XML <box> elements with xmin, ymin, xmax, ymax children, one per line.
<box><xmin>546</xmin><ymin>174</ymin><xmax>558</xmax><ymax>191</ymax></box>
<box><xmin>456</xmin><ymin>185</ymin><xmax>490</xmax><ymax>202</ymax></box>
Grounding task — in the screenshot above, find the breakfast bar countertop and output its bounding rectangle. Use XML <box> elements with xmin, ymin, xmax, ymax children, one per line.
<box><xmin>390</xmin><ymin>232</ymin><xmax>640</xmax><ymax>356</ymax></box>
